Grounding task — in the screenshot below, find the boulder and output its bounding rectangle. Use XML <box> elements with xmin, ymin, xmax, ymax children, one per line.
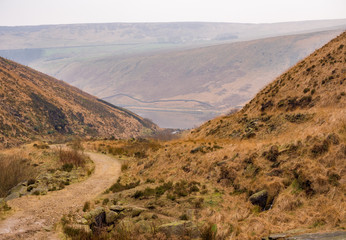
<box><xmin>131</xmin><ymin>207</ymin><xmax>145</xmax><ymax>217</ymax></box>
<box><xmin>249</xmin><ymin>190</ymin><xmax>268</xmax><ymax>209</ymax></box>
<box><xmin>105</xmin><ymin>210</ymin><xmax>118</xmax><ymax>224</ymax></box>
<box><xmin>89</xmin><ymin>207</ymin><xmax>106</xmax><ymax>228</ymax></box>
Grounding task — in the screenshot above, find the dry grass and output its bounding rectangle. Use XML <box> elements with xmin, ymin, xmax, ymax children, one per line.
<box><xmin>56</xmin><ymin>147</ymin><xmax>86</xmax><ymax>168</ymax></box>
<box><xmin>86</xmin><ymin>138</ymin><xmax>162</xmax><ymax>159</ymax></box>
<box><xmin>0</xmin><ymin>153</ymin><xmax>35</xmax><ymax>197</ymax></box>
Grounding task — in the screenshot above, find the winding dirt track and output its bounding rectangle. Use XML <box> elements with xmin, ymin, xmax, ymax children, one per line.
<box><xmin>0</xmin><ymin>152</ymin><xmax>121</xmax><ymax>240</ymax></box>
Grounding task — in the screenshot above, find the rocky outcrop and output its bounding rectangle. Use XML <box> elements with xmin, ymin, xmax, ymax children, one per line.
<box><xmin>4</xmin><ymin>167</ymin><xmax>87</xmax><ymax>201</ymax></box>
<box><xmin>249</xmin><ymin>190</ymin><xmax>268</xmax><ymax>209</ymax></box>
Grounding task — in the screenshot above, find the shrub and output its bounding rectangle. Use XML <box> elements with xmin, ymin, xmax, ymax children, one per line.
<box><xmin>102</xmin><ymin>198</ymin><xmax>109</xmax><ymax>205</ymax></box>
<box><xmin>303</xmin><ymin>88</ymin><xmax>310</xmax><ymax>93</ymax></box>
<box><xmin>155</xmin><ymin>181</ymin><xmax>173</xmax><ymax>196</ymax></box>
<box><xmin>311</xmin><ymin>140</ymin><xmax>329</xmax><ymax>157</ymax></box>
<box><xmin>132</xmin><ymin>190</ymin><xmax>144</xmax><ymax>199</ymax></box>
<box><xmin>263</xmin><ymin>145</ymin><xmax>279</xmax><ymax>162</ymax></box>
<box><xmin>62</xmin><ymin>163</ymin><xmax>74</xmax><ymax>172</ymax></box>
<box><xmin>145</xmin><ymin>178</ymin><xmax>155</xmax><ymax>183</ymax></box>
<box><xmin>83</xmin><ymin>201</ymin><xmax>90</xmax><ymax>212</ymax></box>
<box><xmin>109</xmin><ymin>179</ymin><xmax>140</xmax><ymax>193</ymax></box>
<box><xmin>174</xmin><ymin>181</ymin><xmax>189</xmax><ymax>197</ymax></box>
<box><xmin>121</xmin><ymin>163</ymin><xmax>129</xmax><ymax>172</ymax></box>
<box><xmin>69</xmin><ymin>138</ymin><xmax>84</xmax><ymax>151</ymax></box>
<box><xmin>33</xmin><ymin>142</ymin><xmax>50</xmax><ymax>149</ymax></box>
<box><xmin>56</xmin><ymin>147</ymin><xmax>86</xmax><ymax>167</ymax></box>
<box><xmin>285</xmin><ymin>113</ymin><xmax>311</xmax><ymax>123</ymax></box>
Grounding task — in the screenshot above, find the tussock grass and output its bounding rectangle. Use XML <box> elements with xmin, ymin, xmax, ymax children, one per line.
<box><xmin>0</xmin><ymin>154</ymin><xmax>35</xmax><ymax>197</ymax></box>
<box><xmin>56</xmin><ymin>147</ymin><xmax>86</xmax><ymax>168</ymax></box>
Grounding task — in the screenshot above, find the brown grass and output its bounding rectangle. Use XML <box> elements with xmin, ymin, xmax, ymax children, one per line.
<box><xmin>0</xmin><ymin>154</ymin><xmax>35</xmax><ymax>197</ymax></box>
<box><xmin>56</xmin><ymin>147</ymin><xmax>86</xmax><ymax>168</ymax></box>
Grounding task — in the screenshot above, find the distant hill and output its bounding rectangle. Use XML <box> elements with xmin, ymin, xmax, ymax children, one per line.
<box><xmin>0</xmin><ymin>57</ymin><xmax>157</xmax><ymax>148</ymax></box>
<box><xmin>30</xmin><ymin>29</ymin><xmax>344</xmax><ymax>128</ymax></box>
<box><xmin>1</xmin><ymin>20</ymin><xmax>346</xmax><ymax>50</ymax></box>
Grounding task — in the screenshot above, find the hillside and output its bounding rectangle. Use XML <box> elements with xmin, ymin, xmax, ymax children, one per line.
<box><xmin>70</xmin><ymin>32</ymin><xmax>346</xmax><ymax>239</ymax></box>
<box><xmin>0</xmin><ymin>57</ymin><xmax>157</xmax><ymax>148</ymax></box>
<box><xmin>191</xmin><ymin>31</ymin><xmax>346</xmax><ymax>139</ymax></box>
<box><xmin>32</xmin><ymin>29</ymin><xmax>344</xmax><ymax>128</ymax></box>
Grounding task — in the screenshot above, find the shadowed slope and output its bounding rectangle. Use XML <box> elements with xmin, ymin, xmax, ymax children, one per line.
<box><xmin>0</xmin><ymin>57</ymin><xmax>157</xmax><ymax>148</ymax></box>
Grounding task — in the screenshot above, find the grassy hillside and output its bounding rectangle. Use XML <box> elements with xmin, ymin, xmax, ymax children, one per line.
<box><xmin>0</xmin><ymin>57</ymin><xmax>157</xmax><ymax>148</ymax></box>
<box><xmin>66</xmin><ymin>32</ymin><xmax>345</xmax><ymax>239</ymax></box>
<box><xmin>33</xmin><ymin>30</ymin><xmax>343</xmax><ymax>128</ymax></box>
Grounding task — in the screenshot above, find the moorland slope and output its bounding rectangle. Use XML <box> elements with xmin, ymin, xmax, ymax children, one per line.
<box><xmin>0</xmin><ymin>57</ymin><xmax>157</xmax><ymax>148</ymax></box>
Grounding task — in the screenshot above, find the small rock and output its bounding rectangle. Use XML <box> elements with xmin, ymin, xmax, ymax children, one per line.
<box><xmin>77</xmin><ymin>218</ymin><xmax>89</xmax><ymax>225</ymax></box>
<box><xmin>109</xmin><ymin>205</ymin><xmax>125</xmax><ymax>212</ymax></box>
<box><xmin>266</xmin><ymin>233</ymin><xmax>290</xmax><ymax>239</ymax></box>
<box><xmin>43</xmin><ymin>225</ymin><xmax>53</xmax><ymax>232</ymax></box>
<box><xmin>5</xmin><ymin>192</ymin><xmax>21</xmax><ymax>201</ymax></box>
<box><xmin>249</xmin><ymin>190</ymin><xmax>268</xmax><ymax>209</ymax></box>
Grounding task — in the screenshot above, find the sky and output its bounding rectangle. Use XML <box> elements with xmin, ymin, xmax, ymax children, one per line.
<box><xmin>0</xmin><ymin>0</ymin><xmax>345</xmax><ymax>26</ymax></box>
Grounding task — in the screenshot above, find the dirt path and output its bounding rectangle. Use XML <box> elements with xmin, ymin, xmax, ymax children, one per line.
<box><xmin>0</xmin><ymin>152</ymin><xmax>121</xmax><ymax>240</ymax></box>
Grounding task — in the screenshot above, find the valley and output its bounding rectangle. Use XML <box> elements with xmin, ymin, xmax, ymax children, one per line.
<box><xmin>0</xmin><ymin>17</ymin><xmax>345</xmax><ymax>240</ymax></box>
<box><xmin>1</xmin><ymin>21</ymin><xmax>346</xmax><ymax>128</ymax></box>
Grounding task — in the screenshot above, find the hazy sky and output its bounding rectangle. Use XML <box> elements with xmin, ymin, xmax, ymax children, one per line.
<box><xmin>0</xmin><ymin>0</ymin><xmax>345</xmax><ymax>26</ymax></box>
